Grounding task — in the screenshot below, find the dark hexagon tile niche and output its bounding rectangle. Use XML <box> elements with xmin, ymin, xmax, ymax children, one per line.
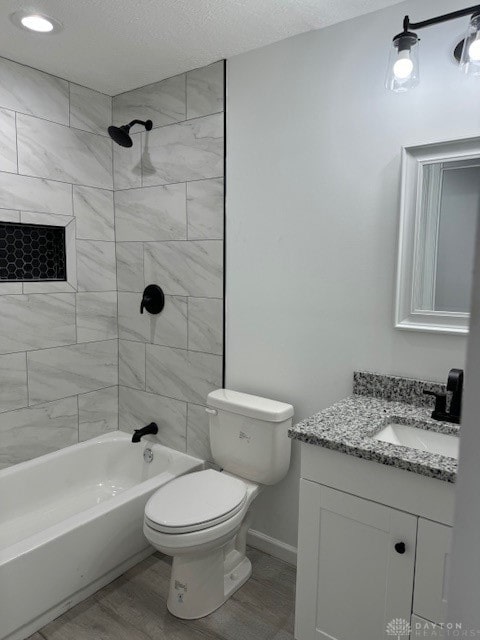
<box><xmin>0</xmin><ymin>222</ymin><xmax>66</xmax><ymax>282</ymax></box>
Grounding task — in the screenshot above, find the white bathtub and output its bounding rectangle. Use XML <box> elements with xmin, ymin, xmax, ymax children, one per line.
<box><xmin>0</xmin><ymin>431</ymin><xmax>203</xmax><ymax>640</ymax></box>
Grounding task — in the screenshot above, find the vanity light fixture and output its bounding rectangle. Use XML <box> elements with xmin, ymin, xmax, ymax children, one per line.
<box><xmin>10</xmin><ymin>11</ymin><xmax>63</xmax><ymax>34</ymax></box>
<box><xmin>387</xmin><ymin>4</ymin><xmax>480</xmax><ymax>92</ymax></box>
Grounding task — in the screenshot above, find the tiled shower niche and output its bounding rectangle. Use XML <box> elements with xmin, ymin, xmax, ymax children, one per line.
<box><xmin>0</xmin><ymin>221</ymin><xmax>67</xmax><ymax>282</ymax></box>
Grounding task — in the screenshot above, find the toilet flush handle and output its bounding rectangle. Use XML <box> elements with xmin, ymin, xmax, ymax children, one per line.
<box><xmin>205</xmin><ymin>408</ymin><xmax>218</xmax><ymax>416</ymax></box>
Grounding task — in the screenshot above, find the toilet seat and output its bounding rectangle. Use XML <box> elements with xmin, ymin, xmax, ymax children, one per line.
<box><xmin>145</xmin><ymin>469</ymin><xmax>247</xmax><ymax>534</ymax></box>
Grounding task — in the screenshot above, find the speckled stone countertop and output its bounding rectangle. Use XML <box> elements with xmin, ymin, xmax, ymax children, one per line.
<box><xmin>289</xmin><ymin>372</ymin><xmax>460</xmax><ymax>483</ymax></box>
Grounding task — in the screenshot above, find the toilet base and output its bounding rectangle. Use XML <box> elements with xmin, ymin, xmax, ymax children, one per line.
<box><xmin>167</xmin><ymin>547</ymin><xmax>252</xmax><ymax>619</ymax></box>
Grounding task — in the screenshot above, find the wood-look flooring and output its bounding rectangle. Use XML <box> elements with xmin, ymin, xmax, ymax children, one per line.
<box><xmin>27</xmin><ymin>548</ymin><xmax>296</xmax><ymax>640</ymax></box>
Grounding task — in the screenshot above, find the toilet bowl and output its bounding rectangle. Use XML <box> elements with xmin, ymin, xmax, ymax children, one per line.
<box><xmin>143</xmin><ymin>389</ymin><xmax>293</xmax><ymax>619</ymax></box>
<box><xmin>144</xmin><ymin>469</ymin><xmax>260</xmax><ymax>618</ymax></box>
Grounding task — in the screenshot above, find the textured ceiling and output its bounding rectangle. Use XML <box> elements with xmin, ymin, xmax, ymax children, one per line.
<box><xmin>0</xmin><ymin>0</ymin><xmax>405</xmax><ymax>95</ymax></box>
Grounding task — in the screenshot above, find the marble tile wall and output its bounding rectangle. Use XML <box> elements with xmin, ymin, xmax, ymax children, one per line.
<box><xmin>0</xmin><ymin>57</ymin><xmax>225</xmax><ymax>469</ymax></box>
<box><xmin>114</xmin><ymin>61</ymin><xmax>225</xmax><ymax>461</ymax></box>
<box><xmin>0</xmin><ymin>56</ymin><xmax>118</xmax><ymax>469</ymax></box>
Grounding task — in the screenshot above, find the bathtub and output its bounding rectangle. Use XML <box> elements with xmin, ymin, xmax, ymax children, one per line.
<box><xmin>0</xmin><ymin>431</ymin><xmax>203</xmax><ymax>640</ymax></box>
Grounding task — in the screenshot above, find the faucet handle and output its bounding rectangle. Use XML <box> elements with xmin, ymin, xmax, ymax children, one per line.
<box><xmin>423</xmin><ymin>390</ymin><xmax>447</xmax><ymax>417</ymax></box>
<box><xmin>140</xmin><ymin>285</ymin><xmax>165</xmax><ymax>315</ymax></box>
<box><xmin>447</xmin><ymin>368</ymin><xmax>463</xmax><ymax>422</ymax></box>
<box><xmin>447</xmin><ymin>368</ymin><xmax>464</xmax><ymax>392</ymax></box>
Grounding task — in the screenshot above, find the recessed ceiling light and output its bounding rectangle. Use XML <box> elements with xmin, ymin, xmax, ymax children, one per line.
<box><xmin>21</xmin><ymin>15</ymin><xmax>53</xmax><ymax>32</ymax></box>
<box><xmin>10</xmin><ymin>11</ymin><xmax>63</xmax><ymax>34</ymax></box>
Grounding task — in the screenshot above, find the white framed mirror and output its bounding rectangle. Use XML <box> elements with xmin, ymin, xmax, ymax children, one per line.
<box><xmin>395</xmin><ymin>137</ymin><xmax>480</xmax><ymax>334</ymax></box>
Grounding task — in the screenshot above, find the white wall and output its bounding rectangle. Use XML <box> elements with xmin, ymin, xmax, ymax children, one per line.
<box><xmin>226</xmin><ymin>0</ymin><xmax>477</xmax><ymax>549</ymax></box>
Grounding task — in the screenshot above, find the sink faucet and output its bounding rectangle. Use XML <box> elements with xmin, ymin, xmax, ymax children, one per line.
<box><xmin>447</xmin><ymin>368</ymin><xmax>463</xmax><ymax>423</ymax></box>
<box><xmin>423</xmin><ymin>368</ymin><xmax>463</xmax><ymax>424</ymax></box>
<box><xmin>131</xmin><ymin>422</ymin><xmax>158</xmax><ymax>442</ymax></box>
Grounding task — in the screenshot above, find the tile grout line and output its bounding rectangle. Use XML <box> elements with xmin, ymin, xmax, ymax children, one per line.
<box><xmin>14</xmin><ymin>111</ymin><xmax>19</xmax><ymax>174</ymax></box>
<box><xmin>0</xmin><ymin>336</ymin><xmax>118</xmax><ymax>358</ymax></box>
<box><xmin>113</xmin><ymin>238</ymin><xmax>223</xmax><ymax>244</ymax></box>
<box><xmin>0</xmin><ymin>165</ymin><xmax>223</xmax><ymax>192</ymax></box>
<box><xmin>119</xmin><ymin>110</ymin><xmax>223</xmax><ymax>133</ymax></box>
<box><xmin>144</xmin><ymin>341</ymin><xmax>147</xmax><ymax>393</ymax></box>
<box><xmin>118</xmin><ymin>337</ymin><xmax>221</xmax><ymax>358</ymax></box>
<box><xmin>119</xmin><ymin>383</ymin><xmax>190</xmax><ymax>412</ymax></box>
<box><xmin>110</xmin><ymin>98</ymin><xmax>121</xmax><ymax>431</ymax></box>
<box><xmin>117</xmin><ymin>291</ymin><xmax>222</xmax><ymax>300</ymax></box>
<box><xmin>0</xmin><ymin>384</ymin><xmax>118</xmax><ymax>418</ymax></box>
<box><xmin>184</xmin><ymin>70</ymin><xmax>188</xmax><ymax>124</ymax></box>
<box><xmin>0</xmin><ymin>165</ymin><xmax>113</xmax><ymax>192</ymax></box>
<box><xmin>72</xmin><ymin>160</ymin><xmax>78</xmax><ymax>349</ymax></box>
<box><xmin>76</xmin><ymin>393</ymin><xmax>80</xmax><ymax>442</ymax></box>
<box><xmin>16</xmin><ymin>106</ymin><xmax>114</xmax><ymax>137</ymax></box>
<box><xmin>24</xmin><ymin>350</ymin><xmax>30</xmax><ymax>407</ymax></box>
<box><xmin>142</xmin><ymin>242</ymin><xmax>147</xmax><ymax>395</ymax></box>
<box><xmin>114</xmin><ymin>174</ymin><xmax>224</xmax><ymax>194</ymax></box>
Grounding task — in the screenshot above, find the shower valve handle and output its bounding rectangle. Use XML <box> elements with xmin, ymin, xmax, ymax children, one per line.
<box><xmin>140</xmin><ymin>284</ymin><xmax>165</xmax><ymax>315</ymax></box>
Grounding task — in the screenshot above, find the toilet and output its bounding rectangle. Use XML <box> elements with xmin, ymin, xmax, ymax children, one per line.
<box><xmin>143</xmin><ymin>388</ymin><xmax>294</xmax><ymax>619</ymax></box>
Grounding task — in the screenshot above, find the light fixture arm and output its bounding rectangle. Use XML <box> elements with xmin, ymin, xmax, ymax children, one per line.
<box><xmin>404</xmin><ymin>4</ymin><xmax>480</xmax><ymax>32</ymax></box>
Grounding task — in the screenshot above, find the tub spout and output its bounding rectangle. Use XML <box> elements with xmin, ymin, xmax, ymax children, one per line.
<box><xmin>132</xmin><ymin>422</ymin><xmax>158</xmax><ymax>443</ymax></box>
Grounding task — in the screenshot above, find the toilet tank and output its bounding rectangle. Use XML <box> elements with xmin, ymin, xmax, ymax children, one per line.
<box><xmin>206</xmin><ymin>389</ymin><xmax>294</xmax><ymax>485</ymax></box>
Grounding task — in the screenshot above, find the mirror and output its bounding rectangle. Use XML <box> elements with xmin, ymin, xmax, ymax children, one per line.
<box><xmin>395</xmin><ymin>137</ymin><xmax>479</xmax><ymax>334</ymax></box>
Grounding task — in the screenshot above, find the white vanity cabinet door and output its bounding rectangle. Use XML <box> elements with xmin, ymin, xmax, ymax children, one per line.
<box><xmin>413</xmin><ymin>519</ymin><xmax>452</xmax><ymax>625</ymax></box>
<box><xmin>295</xmin><ymin>480</ymin><xmax>417</xmax><ymax>640</ymax></box>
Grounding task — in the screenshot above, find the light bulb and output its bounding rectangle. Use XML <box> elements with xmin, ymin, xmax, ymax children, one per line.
<box><xmin>468</xmin><ymin>38</ymin><xmax>480</xmax><ymax>61</ymax></box>
<box><xmin>460</xmin><ymin>14</ymin><xmax>480</xmax><ymax>74</ymax></box>
<box><xmin>20</xmin><ymin>15</ymin><xmax>54</xmax><ymax>32</ymax></box>
<box><xmin>393</xmin><ymin>51</ymin><xmax>414</xmax><ymax>80</ymax></box>
<box><xmin>386</xmin><ymin>31</ymin><xmax>418</xmax><ymax>92</ymax></box>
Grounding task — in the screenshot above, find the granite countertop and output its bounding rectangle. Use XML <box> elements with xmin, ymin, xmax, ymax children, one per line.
<box><xmin>289</xmin><ymin>372</ymin><xmax>460</xmax><ymax>483</ymax></box>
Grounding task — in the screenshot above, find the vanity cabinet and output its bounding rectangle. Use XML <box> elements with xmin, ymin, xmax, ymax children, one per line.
<box><xmin>295</xmin><ymin>480</ymin><xmax>417</xmax><ymax>640</ymax></box>
<box><xmin>413</xmin><ymin>519</ymin><xmax>452</xmax><ymax>624</ymax></box>
<box><xmin>295</xmin><ymin>444</ymin><xmax>455</xmax><ymax>640</ymax></box>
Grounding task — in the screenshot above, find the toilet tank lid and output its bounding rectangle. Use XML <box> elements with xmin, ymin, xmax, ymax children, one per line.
<box><xmin>207</xmin><ymin>389</ymin><xmax>294</xmax><ymax>422</ymax></box>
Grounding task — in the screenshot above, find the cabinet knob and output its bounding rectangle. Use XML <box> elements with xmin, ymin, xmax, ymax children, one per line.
<box><xmin>394</xmin><ymin>542</ymin><xmax>406</xmax><ymax>554</ymax></box>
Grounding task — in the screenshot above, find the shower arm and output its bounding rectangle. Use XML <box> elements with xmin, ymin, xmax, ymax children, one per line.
<box><xmin>126</xmin><ymin>119</ymin><xmax>150</xmax><ymax>129</ymax></box>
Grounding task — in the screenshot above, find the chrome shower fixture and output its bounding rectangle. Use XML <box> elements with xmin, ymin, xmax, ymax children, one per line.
<box><xmin>108</xmin><ymin>119</ymin><xmax>153</xmax><ymax>147</ymax></box>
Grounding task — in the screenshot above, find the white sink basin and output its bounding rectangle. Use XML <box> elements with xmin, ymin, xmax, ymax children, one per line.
<box><xmin>373</xmin><ymin>423</ymin><xmax>459</xmax><ymax>459</ymax></box>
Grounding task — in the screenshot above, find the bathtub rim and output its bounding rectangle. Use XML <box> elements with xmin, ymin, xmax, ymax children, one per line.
<box><xmin>0</xmin><ymin>430</ymin><xmax>155</xmax><ymax>477</ymax></box>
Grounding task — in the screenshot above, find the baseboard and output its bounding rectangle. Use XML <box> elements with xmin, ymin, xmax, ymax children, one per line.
<box><xmin>247</xmin><ymin>529</ymin><xmax>297</xmax><ymax>566</ymax></box>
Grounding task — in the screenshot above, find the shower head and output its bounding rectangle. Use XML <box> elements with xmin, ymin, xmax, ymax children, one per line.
<box><xmin>108</xmin><ymin>119</ymin><xmax>153</xmax><ymax>147</ymax></box>
<box><xmin>108</xmin><ymin>124</ymin><xmax>133</xmax><ymax>147</ymax></box>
